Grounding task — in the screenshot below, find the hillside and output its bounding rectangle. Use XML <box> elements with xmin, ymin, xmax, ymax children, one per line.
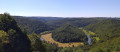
<box><xmin>13</xmin><ymin>16</ymin><xmax>63</xmax><ymax>22</ymax></box>
<box><xmin>52</xmin><ymin>24</ymin><xmax>87</xmax><ymax>43</ymax></box>
<box><xmin>14</xmin><ymin>17</ymin><xmax>52</xmax><ymax>34</ymax></box>
<box><xmin>46</xmin><ymin>18</ymin><xmax>105</xmax><ymax>29</ymax></box>
<box><xmin>84</xmin><ymin>19</ymin><xmax>120</xmax><ymax>42</ymax></box>
<box><xmin>89</xmin><ymin>37</ymin><xmax>120</xmax><ymax>52</ymax></box>
<box><xmin>0</xmin><ymin>13</ymin><xmax>31</xmax><ymax>52</ymax></box>
<box><xmin>28</xmin><ymin>17</ymin><xmax>63</xmax><ymax>22</ymax></box>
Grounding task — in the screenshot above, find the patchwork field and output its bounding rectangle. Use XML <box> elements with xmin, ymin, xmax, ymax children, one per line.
<box><xmin>41</xmin><ymin>33</ymin><xmax>84</xmax><ymax>47</ymax></box>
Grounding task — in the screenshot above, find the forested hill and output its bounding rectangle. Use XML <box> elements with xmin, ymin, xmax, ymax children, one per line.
<box><xmin>84</xmin><ymin>19</ymin><xmax>120</xmax><ymax>42</ymax></box>
<box><xmin>89</xmin><ymin>37</ymin><xmax>120</xmax><ymax>52</ymax></box>
<box><xmin>13</xmin><ymin>16</ymin><xmax>106</xmax><ymax>34</ymax></box>
<box><xmin>0</xmin><ymin>13</ymin><xmax>31</xmax><ymax>52</ymax></box>
<box><xmin>13</xmin><ymin>16</ymin><xmax>120</xmax><ymax>30</ymax></box>
<box><xmin>13</xmin><ymin>16</ymin><xmax>63</xmax><ymax>22</ymax></box>
<box><xmin>14</xmin><ymin>17</ymin><xmax>52</xmax><ymax>34</ymax></box>
<box><xmin>28</xmin><ymin>17</ymin><xmax>63</xmax><ymax>22</ymax></box>
<box><xmin>83</xmin><ymin>19</ymin><xmax>120</xmax><ymax>52</ymax></box>
<box><xmin>52</xmin><ymin>24</ymin><xmax>87</xmax><ymax>43</ymax></box>
<box><xmin>46</xmin><ymin>18</ymin><xmax>105</xmax><ymax>29</ymax></box>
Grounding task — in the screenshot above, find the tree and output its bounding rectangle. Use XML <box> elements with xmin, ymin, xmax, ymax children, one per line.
<box><xmin>0</xmin><ymin>30</ymin><xmax>9</xmax><ymax>52</ymax></box>
<box><xmin>28</xmin><ymin>33</ymin><xmax>46</xmax><ymax>52</ymax></box>
<box><xmin>0</xmin><ymin>13</ymin><xmax>31</xmax><ymax>52</ymax></box>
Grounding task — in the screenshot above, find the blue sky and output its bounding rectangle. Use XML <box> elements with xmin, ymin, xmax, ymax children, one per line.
<box><xmin>0</xmin><ymin>0</ymin><xmax>120</xmax><ymax>17</ymax></box>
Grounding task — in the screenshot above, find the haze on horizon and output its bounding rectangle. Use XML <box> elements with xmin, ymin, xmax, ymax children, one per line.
<box><xmin>0</xmin><ymin>0</ymin><xmax>120</xmax><ymax>17</ymax></box>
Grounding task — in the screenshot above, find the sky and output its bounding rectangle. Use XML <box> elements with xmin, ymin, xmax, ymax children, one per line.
<box><xmin>0</xmin><ymin>0</ymin><xmax>120</xmax><ymax>17</ymax></box>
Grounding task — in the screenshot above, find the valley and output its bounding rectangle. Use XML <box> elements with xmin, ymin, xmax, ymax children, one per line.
<box><xmin>0</xmin><ymin>13</ymin><xmax>120</xmax><ymax>52</ymax></box>
<box><xmin>1</xmin><ymin>0</ymin><xmax>120</xmax><ymax>52</ymax></box>
<box><xmin>41</xmin><ymin>28</ymin><xmax>94</xmax><ymax>47</ymax></box>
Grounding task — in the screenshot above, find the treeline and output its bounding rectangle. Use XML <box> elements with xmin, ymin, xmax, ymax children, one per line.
<box><xmin>52</xmin><ymin>24</ymin><xmax>87</xmax><ymax>43</ymax></box>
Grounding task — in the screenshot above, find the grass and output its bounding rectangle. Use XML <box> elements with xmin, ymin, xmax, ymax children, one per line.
<box><xmin>79</xmin><ymin>27</ymin><xmax>100</xmax><ymax>41</ymax></box>
<box><xmin>88</xmin><ymin>31</ymin><xmax>95</xmax><ymax>35</ymax></box>
<box><xmin>79</xmin><ymin>27</ymin><xmax>83</xmax><ymax>29</ymax></box>
<box><xmin>79</xmin><ymin>27</ymin><xmax>96</xmax><ymax>36</ymax></box>
<box><xmin>41</xmin><ymin>33</ymin><xmax>84</xmax><ymax>47</ymax></box>
<box><xmin>93</xmin><ymin>37</ymin><xmax>100</xmax><ymax>41</ymax></box>
<box><xmin>83</xmin><ymin>30</ymin><xmax>96</xmax><ymax>36</ymax></box>
<box><xmin>83</xmin><ymin>30</ymin><xmax>100</xmax><ymax>41</ymax></box>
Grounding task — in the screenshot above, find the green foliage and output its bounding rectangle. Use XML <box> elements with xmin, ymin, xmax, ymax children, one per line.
<box><xmin>57</xmin><ymin>47</ymin><xmax>84</xmax><ymax>52</ymax></box>
<box><xmin>0</xmin><ymin>30</ymin><xmax>8</xmax><ymax>52</ymax></box>
<box><xmin>43</xmin><ymin>43</ymin><xmax>57</xmax><ymax>52</ymax></box>
<box><xmin>52</xmin><ymin>24</ymin><xmax>87</xmax><ymax>43</ymax></box>
<box><xmin>40</xmin><ymin>31</ymin><xmax>51</xmax><ymax>35</ymax></box>
<box><xmin>82</xmin><ymin>29</ymin><xmax>96</xmax><ymax>36</ymax></box>
<box><xmin>84</xmin><ymin>19</ymin><xmax>120</xmax><ymax>42</ymax></box>
<box><xmin>0</xmin><ymin>13</ymin><xmax>18</xmax><ymax>32</ymax></box>
<box><xmin>83</xmin><ymin>19</ymin><xmax>120</xmax><ymax>52</ymax></box>
<box><xmin>89</xmin><ymin>37</ymin><xmax>120</xmax><ymax>52</ymax></box>
<box><xmin>14</xmin><ymin>17</ymin><xmax>52</xmax><ymax>34</ymax></box>
<box><xmin>82</xmin><ymin>29</ymin><xmax>100</xmax><ymax>44</ymax></box>
<box><xmin>28</xmin><ymin>33</ymin><xmax>46</xmax><ymax>52</ymax></box>
<box><xmin>59</xmin><ymin>47</ymin><xmax>73</xmax><ymax>52</ymax></box>
<box><xmin>47</xmin><ymin>18</ymin><xmax>104</xmax><ymax>29</ymax></box>
<box><xmin>0</xmin><ymin>13</ymin><xmax>31</xmax><ymax>52</ymax></box>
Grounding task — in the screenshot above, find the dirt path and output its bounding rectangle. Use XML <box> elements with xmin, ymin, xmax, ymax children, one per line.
<box><xmin>41</xmin><ymin>33</ymin><xmax>84</xmax><ymax>47</ymax></box>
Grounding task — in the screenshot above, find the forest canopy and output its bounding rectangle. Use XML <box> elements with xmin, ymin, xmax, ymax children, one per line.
<box><xmin>52</xmin><ymin>24</ymin><xmax>87</xmax><ymax>43</ymax></box>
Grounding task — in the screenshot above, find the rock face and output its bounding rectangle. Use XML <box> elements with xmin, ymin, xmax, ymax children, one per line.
<box><xmin>52</xmin><ymin>24</ymin><xmax>87</xmax><ymax>43</ymax></box>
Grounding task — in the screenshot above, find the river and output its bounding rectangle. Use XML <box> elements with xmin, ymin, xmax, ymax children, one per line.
<box><xmin>40</xmin><ymin>32</ymin><xmax>91</xmax><ymax>45</ymax></box>
<box><xmin>40</xmin><ymin>38</ymin><xmax>45</xmax><ymax>41</ymax></box>
<box><xmin>84</xmin><ymin>32</ymin><xmax>91</xmax><ymax>45</ymax></box>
